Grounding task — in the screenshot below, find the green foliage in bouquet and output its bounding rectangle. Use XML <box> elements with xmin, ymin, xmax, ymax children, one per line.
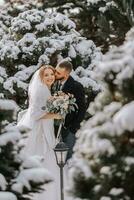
<box><xmin>44</xmin><ymin>91</ymin><xmax>78</xmax><ymax>118</ymax></box>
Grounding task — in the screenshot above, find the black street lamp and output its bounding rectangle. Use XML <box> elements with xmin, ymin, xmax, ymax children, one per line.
<box><xmin>54</xmin><ymin>142</ymin><xmax>69</xmax><ymax>200</ymax></box>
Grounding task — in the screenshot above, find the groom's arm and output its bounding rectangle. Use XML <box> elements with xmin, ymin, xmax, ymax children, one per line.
<box><xmin>70</xmin><ymin>83</ymin><xmax>86</xmax><ymax>133</ymax></box>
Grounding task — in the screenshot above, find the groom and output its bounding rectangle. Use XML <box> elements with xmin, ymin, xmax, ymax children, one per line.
<box><xmin>54</xmin><ymin>60</ymin><xmax>86</xmax><ymax>160</ymax></box>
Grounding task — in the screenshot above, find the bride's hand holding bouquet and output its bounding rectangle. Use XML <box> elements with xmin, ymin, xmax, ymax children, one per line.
<box><xmin>41</xmin><ymin>91</ymin><xmax>77</xmax><ymax>120</ymax></box>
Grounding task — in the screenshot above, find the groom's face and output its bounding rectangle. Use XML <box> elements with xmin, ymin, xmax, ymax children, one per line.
<box><xmin>55</xmin><ymin>66</ymin><xmax>69</xmax><ymax>81</ymax></box>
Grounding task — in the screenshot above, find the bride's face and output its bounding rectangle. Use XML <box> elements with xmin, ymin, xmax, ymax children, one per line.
<box><xmin>43</xmin><ymin>68</ymin><xmax>55</xmax><ymax>87</ymax></box>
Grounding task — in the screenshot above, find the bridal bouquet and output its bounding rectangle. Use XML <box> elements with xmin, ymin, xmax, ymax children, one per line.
<box><xmin>44</xmin><ymin>91</ymin><xmax>77</xmax><ymax>118</ymax></box>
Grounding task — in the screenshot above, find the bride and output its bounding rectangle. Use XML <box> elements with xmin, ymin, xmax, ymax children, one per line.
<box><xmin>17</xmin><ymin>65</ymin><xmax>65</xmax><ymax>200</ymax></box>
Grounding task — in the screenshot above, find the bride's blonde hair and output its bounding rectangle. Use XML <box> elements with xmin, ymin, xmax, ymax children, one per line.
<box><xmin>39</xmin><ymin>64</ymin><xmax>55</xmax><ymax>83</ymax></box>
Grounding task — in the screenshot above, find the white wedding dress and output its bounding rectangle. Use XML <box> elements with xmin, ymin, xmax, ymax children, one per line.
<box><xmin>17</xmin><ymin>70</ymin><xmax>72</xmax><ymax>200</ymax></box>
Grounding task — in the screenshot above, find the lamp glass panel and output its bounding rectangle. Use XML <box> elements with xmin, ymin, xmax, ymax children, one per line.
<box><xmin>55</xmin><ymin>151</ymin><xmax>68</xmax><ymax>165</ymax></box>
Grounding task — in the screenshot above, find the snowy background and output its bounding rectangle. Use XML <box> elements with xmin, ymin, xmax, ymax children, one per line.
<box><xmin>0</xmin><ymin>1</ymin><xmax>134</xmax><ymax>200</ymax></box>
<box><xmin>0</xmin><ymin>0</ymin><xmax>4</xmax><ymax>5</ymax></box>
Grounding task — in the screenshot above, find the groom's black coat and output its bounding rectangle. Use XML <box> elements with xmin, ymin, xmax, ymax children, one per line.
<box><xmin>61</xmin><ymin>76</ymin><xmax>86</xmax><ymax>133</ymax></box>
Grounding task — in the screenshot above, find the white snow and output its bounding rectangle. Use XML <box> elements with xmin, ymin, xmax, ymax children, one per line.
<box><xmin>0</xmin><ymin>66</ymin><xmax>7</xmax><ymax>77</ymax></box>
<box><xmin>0</xmin><ymin>66</ymin><xmax>7</xmax><ymax>83</ymax></box>
<box><xmin>125</xmin><ymin>157</ymin><xmax>134</xmax><ymax>165</ymax></box>
<box><xmin>95</xmin><ymin>39</ymin><xmax>134</xmax><ymax>88</ymax></box>
<box><xmin>15</xmin><ymin>65</ymin><xmax>38</xmax><ymax>81</ymax></box>
<box><xmin>100</xmin><ymin>166</ymin><xmax>111</xmax><ymax>175</ymax></box>
<box><xmin>0</xmin><ymin>99</ymin><xmax>18</xmax><ymax>111</ymax></box>
<box><xmin>100</xmin><ymin>197</ymin><xmax>111</xmax><ymax>200</ymax></box>
<box><xmin>54</xmin><ymin>13</ymin><xmax>76</xmax><ymax>29</ymax></box>
<box><xmin>72</xmin><ymin>66</ymin><xmax>101</xmax><ymax>90</ymax></box>
<box><xmin>0</xmin><ymin>174</ymin><xmax>7</xmax><ymax>190</ymax></box>
<box><xmin>0</xmin><ymin>192</ymin><xmax>17</xmax><ymax>200</ymax></box>
<box><xmin>68</xmin><ymin>45</ymin><xmax>76</xmax><ymax>58</ymax></box>
<box><xmin>67</xmin><ymin>158</ymin><xmax>93</xmax><ymax>191</ymax></box>
<box><xmin>0</xmin><ymin>0</ymin><xmax>4</xmax><ymax>6</ymax></box>
<box><xmin>12</xmin><ymin>168</ymin><xmax>53</xmax><ymax>194</ymax></box>
<box><xmin>18</xmin><ymin>9</ymin><xmax>44</xmax><ymax>24</ymax></box>
<box><xmin>75</xmin><ymin>127</ymin><xmax>115</xmax><ymax>159</ymax></box>
<box><xmin>4</xmin><ymin>76</ymin><xmax>28</xmax><ymax>94</ymax></box>
<box><xmin>21</xmin><ymin>155</ymin><xmax>44</xmax><ymax>169</ymax></box>
<box><xmin>113</xmin><ymin>101</ymin><xmax>134</xmax><ymax>133</ymax></box>
<box><xmin>0</xmin><ymin>7</ymin><xmax>103</xmax><ymax>199</ymax></box>
<box><xmin>76</xmin><ymin>40</ymin><xmax>93</xmax><ymax>56</ymax></box>
<box><xmin>87</xmin><ymin>0</ymin><xmax>102</xmax><ymax>5</ymax></box>
<box><xmin>0</xmin><ymin>9</ymin><xmax>101</xmax><ymax>95</ymax></box>
<box><xmin>66</xmin><ymin>25</ymin><xmax>134</xmax><ymax>200</ymax></box>
<box><xmin>0</xmin><ymin>126</ymin><xmax>21</xmax><ymax>146</ymax></box>
<box><xmin>109</xmin><ymin>188</ymin><xmax>124</xmax><ymax>196</ymax></box>
<box><xmin>0</xmin><ymin>39</ymin><xmax>20</xmax><ymax>60</ymax></box>
<box><xmin>11</xmin><ymin>19</ymin><xmax>32</xmax><ymax>32</ymax></box>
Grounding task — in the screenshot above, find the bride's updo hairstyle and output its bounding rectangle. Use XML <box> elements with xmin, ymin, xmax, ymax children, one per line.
<box><xmin>39</xmin><ymin>64</ymin><xmax>55</xmax><ymax>83</ymax></box>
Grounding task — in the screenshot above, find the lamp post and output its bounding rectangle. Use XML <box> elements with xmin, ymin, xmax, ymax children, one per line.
<box><xmin>54</xmin><ymin>142</ymin><xmax>69</xmax><ymax>200</ymax></box>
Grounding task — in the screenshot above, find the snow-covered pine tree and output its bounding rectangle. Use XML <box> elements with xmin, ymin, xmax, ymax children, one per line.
<box><xmin>0</xmin><ymin>6</ymin><xmax>101</xmax><ymax>199</ymax></box>
<box><xmin>34</xmin><ymin>0</ymin><xmax>133</xmax><ymax>53</ymax></box>
<box><xmin>3</xmin><ymin>0</ymin><xmax>134</xmax><ymax>52</ymax></box>
<box><xmin>0</xmin><ymin>98</ymin><xmax>53</xmax><ymax>200</ymax></box>
<box><xmin>0</xmin><ymin>7</ymin><xmax>101</xmax><ymax>109</ymax></box>
<box><xmin>68</xmin><ymin>27</ymin><xmax>134</xmax><ymax>200</ymax></box>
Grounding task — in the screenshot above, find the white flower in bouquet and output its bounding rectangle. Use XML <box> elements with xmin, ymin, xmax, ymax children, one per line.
<box><xmin>44</xmin><ymin>91</ymin><xmax>78</xmax><ymax>118</ymax></box>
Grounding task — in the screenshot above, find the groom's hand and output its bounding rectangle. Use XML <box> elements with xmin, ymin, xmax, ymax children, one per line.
<box><xmin>53</xmin><ymin>113</ymin><xmax>63</xmax><ymax>119</ymax></box>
